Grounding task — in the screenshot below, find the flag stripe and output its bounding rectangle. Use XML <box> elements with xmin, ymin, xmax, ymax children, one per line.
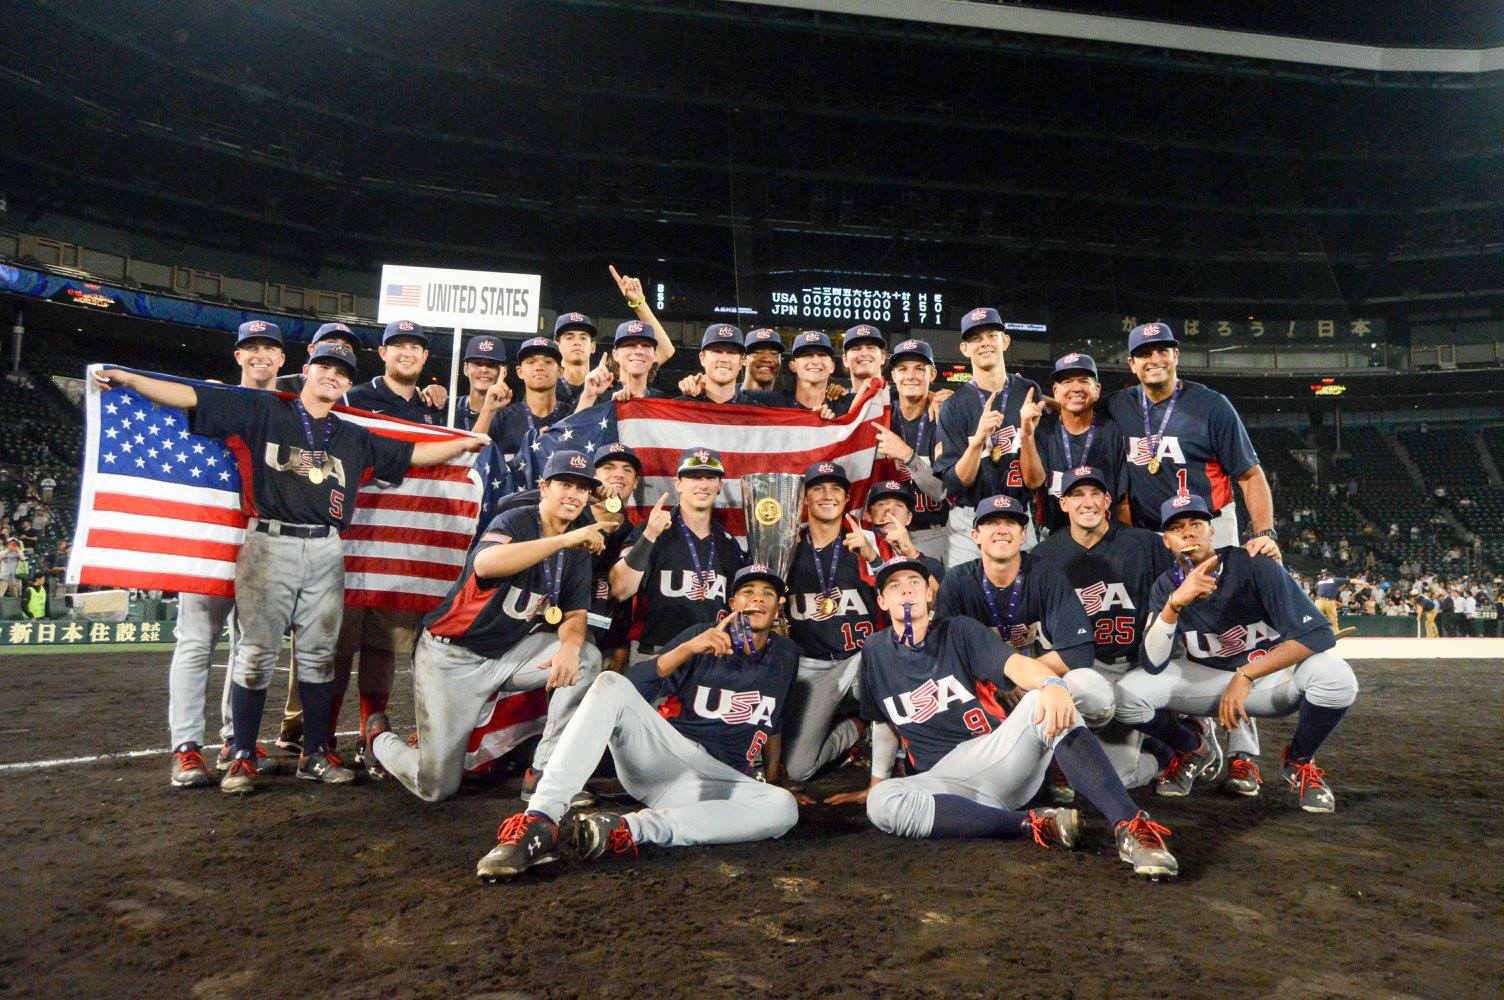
<box><xmin>344</xmin><ymin>555</ymin><xmax>465</xmax><ymax>581</ymax></box>
<box><xmin>89</xmin><ymin>510</ymin><xmax>246</xmax><ymax>544</ymax></box>
<box><xmin>78</xmin><ymin>566</ymin><xmax>236</xmax><ymax>597</ymax></box>
<box><xmin>94</xmin><ymin>491</ymin><xmax>247</xmax><ymax>527</ymax></box>
<box><xmin>354</xmin><ymin>492</ymin><xmax>479</xmax><ymax>518</ymax></box>
<box><xmin>341</xmin><ymin>524</ymin><xmax>474</xmax><ymax>549</ymax></box>
<box><xmin>342</xmin><ymin>539</ymin><xmax>467</xmax><ymax>566</ymax></box>
<box><xmin>86</xmin><ymin>528</ymin><xmax>242</xmax><ymax>563</ymax></box>
<box><xmin>77</xmin><ymin>547</ymin><xmax>238</xmax><ymax>580</ymax></box>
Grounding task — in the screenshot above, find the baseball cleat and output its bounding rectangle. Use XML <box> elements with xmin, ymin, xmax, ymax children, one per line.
<box><xmin>217</xmin><ymin>740</ymin><xmax>268</xmax><ymax>773</ymax></box>
<box><xmin>477</xmin><ymin>812</ymin><xmax>560</xmax><ymax>882</ymax></box>
<box><xmin>569</xmin><ymin>811</ymin><xmax>639</xmax><ymax>862</ymax></box>
<box><xmin>1115</xmin><ymin>811</ymin><xmax>1178</xmax><ymax>879</ymax></box>
<box><xmin>274</xmin><ymin>734</ymin><xmax>303</xmax><ymax>757</ymax></box>
<box><xmin>520</xmin><ymin>767</ymin><xmax>595</xmax><ymax>809</ymax></box>
<box><xmin>1025</xmin><ymin>808</ymin><xmax>1081</xmax><ymax>850</ymax></box>
<box><xmin>1223</xmin><ymin>754</ymin><xmax>1263</xmax><ymax>797</ymax></box>
<box><xmin>170</xmin><ymin>746</ymin><xmax>214</xmax><ymax>788</ymax></box>
<box><xmin>1046</xmin><ymin>762</ymin><xmax>1076</xmax><ymax>805</ymax></box>
<box><xmin>297</xmin><ymin>751</ymin><xmax>356</xmax><ymax>785</ymax></box>
<box><xmin>1189</xmin><ymin>718</ymin><xmax>1225</xmax><ymax>786</ymax></box>
<box><xmin>1281</xmin><ymin>747</ymin><xmax>1336</xmax><ymax>813</ymax></box>
<box><xmin>1154</xmin><ymin>752</ymin><xmax>1196</xmax><ymax>798</ymax></box>
<box><xmin>220</xmin><ymin>755</ymin><xmax>260</xmax><ymax>795</ymax></box>
<box><xmin>363</xmin><ymin>713</ymin><xmax>392</xmax><ymax>779</ymax></box>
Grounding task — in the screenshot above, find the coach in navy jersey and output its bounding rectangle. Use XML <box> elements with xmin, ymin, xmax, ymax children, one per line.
<box><xmin>849</xmin><ymin>556</ymin><xmax>1179</xmax><ymax>878</ymax></box>
<box><xmin>780</xmin><ymin>461</ymin><xmax>883</xmax><ymax>782</ymax></box>
<box><xmin>934</xmin><ymin>494</ymin><xmax>1114</xmax><ymax>729</ymax></box>
<box><xmin>1020</xmin><ymin>353</ymin><xmax>1127</xmax><ymax>535</ymax></box>
<box><xmin>1115</xmin><ymin>495</ymin><xmax>1359</xmax><ymax>812</ymax></box>
<box><xmin>868</xmin><ymin>338</ymin><xmax>952</xmax><ymax>562</ymax></box>
<box><xmin>1031</xmin><ymin>467</ymin><xmax>1218</xmax><ymax>791</ymax></box>
<box><xmin>1107</xmin><ymin>322</ymin><xmax>1276</xmax><ymax>552</ymax></box>
<box><xmin>366</xmin><ymin>449</ymin><xmax>609</xmax><ymax>803</ymax></box>
<box><xmin>609</xmin><ymin>447</ymin><xmax>748</xmax><ymax>662</ymax></box>
<box><xmin>933</xmin><ymin>307</ymin><xmax>1044</xmax><ymax>566</ymax></box>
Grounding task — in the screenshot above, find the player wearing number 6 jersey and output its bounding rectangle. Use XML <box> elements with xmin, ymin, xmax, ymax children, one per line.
<box><xmin>852</xmin><ymin>557</ymin><xmax>1179</xmax><ymax>879</ymax></box>
<box><xmin>1114</xmin><ymin>495</ymin><xmax>1359</xmax><ymax>813</ymax></box>
<box><xmin>476</xmin><ymin>565</ymin><xmax>800</xmax><ymax>882</ymax></box>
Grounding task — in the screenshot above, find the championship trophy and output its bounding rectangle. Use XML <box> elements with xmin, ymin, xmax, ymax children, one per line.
<box><xmin>740</xmin><ymin>472</ymin><xmax>805</xmax><ymax>635</ymax></box>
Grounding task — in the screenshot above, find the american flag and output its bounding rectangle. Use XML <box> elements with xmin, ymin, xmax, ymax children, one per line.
<box><xmin>67</xmin><ymin>366</ymin><xmax>484</xmax><ymax>613</ymax></box>
<box><xmin>385</xmin><ymin>283</ymin><xmax>421</xmax><ymax>307</ymax></box>
<box><xmin>463</xmin><ymin>688</ymin><xmax>547</xmax><ymax>775</ymax></box>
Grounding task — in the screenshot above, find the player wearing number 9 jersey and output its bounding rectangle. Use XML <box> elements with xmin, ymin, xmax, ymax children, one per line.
<box><xmin>476</xmin><ymin>566</ymin><xmax>800</xmax><ymax>882</ymax></box>
<box><xmin>854</xmin><ymin>556</ymin><xmax>1180</xmax><ymax>879</ymax></box>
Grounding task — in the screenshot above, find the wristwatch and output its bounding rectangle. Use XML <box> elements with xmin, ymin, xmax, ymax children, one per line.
<box><xmin>1246</xmin><ymin>528</ymin><xmax>1278</xmax><ymax>542</ymax></box>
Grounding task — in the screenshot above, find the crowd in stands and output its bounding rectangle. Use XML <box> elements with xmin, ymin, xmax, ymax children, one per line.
<box><xmin>1</xmin><ymin>374</ymin><xmax>82</xmax><ymax>618</ymax></box>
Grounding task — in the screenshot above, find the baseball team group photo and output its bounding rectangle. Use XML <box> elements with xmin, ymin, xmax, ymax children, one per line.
<box><xmin>2</xmin><ymin>2</ymin><xmax>1500</xmax><ymax>997</ymax></box>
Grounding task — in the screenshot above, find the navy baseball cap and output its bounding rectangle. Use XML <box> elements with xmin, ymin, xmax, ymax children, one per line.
<box><xmin>790</xmin><ymin>330</ymin><xmax>835</xmax><ymax>357</ymax></box>
<box><xmin>311</xmin><ymin>322</ymin><xmax>357</xmax><ymax>346</ymax></box>
<box><xmin>1128</xmin><ymin>321</ymin><xmax>1178</xmax><ymax>354</ymax></box>
<box><xmin>1060</xmin><ymin>466</ymin><xmax>1111</xmax><ymax>495</ymax></box>
<box><xmin>593</xmin><ymin>441</ymin><xmax>642</xmax><ymax>472</ymax></box>
<box><xmin>803</xmin><ymin>460</ymin><xmax>850</xmax><ymax>490</ymax></box>
<box><xmin>744</xmin><ymin>328</ymin><xmax>783</xmax><ymax>354</ymax></box>
<box><xmin>699</xmin><ymin>324</ymin><xmax>744</xmax><ymax>351</ymax></box>
<box><xmin>464</xmin><ymin>335</ymin><xmax>506</xmax><ymax>363</ymax></box>
<box><xmin>875</xmin><ymin>555</ymin><xmax>932</xmax><ymax>591</ymax></box>
<box><xmin>960</xmin><ymin>307</ymin><xmax>1006</xmax><ymax>340</ymax></box>
<box><xmin>613</xmin><ymin>319</ymin><xmax>656</xmax><ymax>347</ymax></box>
<box><xmin>1051</xmin><ymin>352</ymin><xmax>1099</xmax><ymax>382</ymax></box>
<box><xmin>842</xmin><ymin>324</ymin><xmax>886</xmax><ymax>351</ymax></box>
<box><xmin>677</xmin><ymin>447</ymin><xmax>726</xmax><ymax>477</ymax></box>
<box><xmin>236</xmin><ymin>320</ymin><xmax>283</xmax><ymax>347</ymax></box>
<box><xmin>1159</xmin><ymin>494</ymin><xmax>1214</xmax><ymax>529</ymax></box>
<box><xmin>516</xmin><ymin>336</ymin><xmax>563</xmax><ymax>363</ymax></box>
<box><xmin>973</xmin><ymin>494</ymin><xmax>1030</xmax><ymax>528</ymax></box>
<box><xmin>865</xmin><ymin>479</ymin><xmax>916</xmax><ymax>511</ymax></box>
<box><xmin>307</xmin><ymin>340</ymin><xmax>357</xmax><ymax>376</ymax></box>
<box><xmin>382</xmin><ymin>320</ymin><xmax>428</xmax><ymax>346</ymax></box>
<box><xmin>733</xmin><ymin>562</ymin><xmax>786</xmax><ymax>598</ymax></box>
<box><xmin>887</xmin><ymin>338</ymin><xmax>935</xmax><ymax>368</ymax></box>
<box><xmin>553</xmin><ymin>312</ymin><xmax>597</xmax><ymax>338</ymax></box>
<box><xmin>541</xmin><ymin>449</ymin><xmax>600</xmax><ymax>488</ymax></box>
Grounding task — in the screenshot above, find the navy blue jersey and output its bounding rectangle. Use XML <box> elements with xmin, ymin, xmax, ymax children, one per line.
<box><xmin>1143</xmin><ymin>547</ymin><xmax>1335</xmax><ymax>673</ymax></box>
<box><xmin>1105</xmin><ymin>381</ymin><xmax>1259</xmax><ymax>529</ymax></box>
<box><xmin>627</xmin><ymin>511</ymin><xmax>749</xmax><ymax>653</ymax></box>
<box><xmin>344</xmin><ymin>376</ymin><xmax>444</xmax><ymax>425</ymax></box>
<box><xmin>642</xmin><ymin>625</ymin><xmax>799</xmax><ymax>775</ymax></box>
<box><xmin>1033</xmin><ymin>414</ymin><xmax>1127</xmax><ymax>533</ymax></box>
<box><xmin>192</xmin><ymin>385</ymin><xmax>411</xmax><ymax>528</ymax></box>
<box><xmin>933</xmin><ymin>373</ymin><xmax>1043</xmax><ymax>510</ymax></box>
<box><xmin>1314</xmin><ymin>576</ymin><xmax>1347</xmax><ymax>599</ymax></box>
<box><xmin>785</xmin><ymin>529</ymin><xmax>879</xmax><ymax>660</ymax></box>
<box><xmin>423</xmin><ymin>506</ymin><xmax>592</xmax><ymax>658</ymax></box>
<box><xmin>1031</xmin><ymin>523</ymin><xmax>1171</xmax><ymax>663</ymax></box>
<box><xmin>890</xmin><ymin>402</ymin><xmax>950</xmax><ymax>531</ymax></box>
<box><xmin>858</xmin><ymin>617</ymin><xmax>1014</xmax><ymax>774</ymax></box>
<box><xmin>492</xmin><ymin>397</ymin><xmax>572</xmax><ymax>459</ymax></box>
<box><xmin>934</xmin><ymin>553</ymin><xmax>1095</xmax><ymax>668</ymax></box>
<box><xmin>453</xmin><ymin>395</ymin><xmax>485</xmax><ymax>432</ymax></box>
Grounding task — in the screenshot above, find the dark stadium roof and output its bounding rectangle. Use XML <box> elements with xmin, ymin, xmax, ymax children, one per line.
<box><xmin>2</xmin><ymin>0</ymin><xmax>1501</xmax><ymax>318</ymax></box>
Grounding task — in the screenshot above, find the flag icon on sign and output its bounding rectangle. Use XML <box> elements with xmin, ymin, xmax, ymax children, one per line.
<box><xmin>386</xmin><ymin>283</ymin><xmax>420</xmax><ymax>307</ymax></box>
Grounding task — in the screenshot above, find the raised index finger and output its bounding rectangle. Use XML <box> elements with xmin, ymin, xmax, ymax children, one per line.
<box><xmin>714</xmin><ymin>611</ymin><xmax>739</xmax><ymax>632</ymax></box>
<box><xmin>986</xmin><ymin>389</ymin><xmax>999</xmax><ymax>408</ymax></box>
<box><xmin>1194</xmin><ymin>554</ymin><xmax>1220</xmax><ymax>576</ymax></box>
<box><xmin>608</xmin><ymin>263</ymin><xmax>623</xmax><ymax>285</ymax></box>
<box><xmin>652</xmin><ymin>491</ymin><xmax>670</xmax><ymax>511</ymax></box>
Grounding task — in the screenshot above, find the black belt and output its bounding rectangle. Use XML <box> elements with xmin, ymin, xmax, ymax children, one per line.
<box><xmin>253</xmin><ymin>520</ymin><xmax>333</xmax><ymax>539</ymax></box>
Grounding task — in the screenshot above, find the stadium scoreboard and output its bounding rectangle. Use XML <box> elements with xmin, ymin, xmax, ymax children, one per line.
<box><xmin>765</xmin><ymin>284</ymin><xmax>947</xmax><ymax>328</ymax></box>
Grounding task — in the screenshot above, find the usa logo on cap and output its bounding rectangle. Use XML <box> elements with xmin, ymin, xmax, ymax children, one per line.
<box><xmin>800</xmin><ymin>332</ymin><xmax>820</xmax><ymax>343</ymax></box>
<box><xmin>398</xmin><ymin>320</ymin><xmax>415</xmax><ymax>332</ymax></box>
<box><xmin>248</xmin><ymin>320</ymin><xmax>268</xmax><ymax>333</ymax></box>
<box><xmin>969</xmin><ymin>308</ymin><xmax>988</xmax><ymax>322</ymax></box>
<box><xmin>694</xmin><ymin>448</ymin><xmax>711</xmax><ymax>462</ymax></box>
<box><xmin>1074</xmin><ymin>466</ymin><xmax>1093</xmax><ymax>476</ymax></box>
<box><xmin>880</xmin><ymin>480</ymin><xmax>902</xmax><ymax>490</ymax></box>
<box><xmin>627</xmin><ymin>321</ymin><xmax>644</xmax><ymax>334</ymax></box>
<box><xmin>569</xmin><ymin>454</ymin><xmax>587</xmax><ymax>470</ymax></box>
<box><xmin>1144</xmin><ymin>324</ymin><xmax>1162</xmax><ymax>337</ymax></box>
<box><xmin>476</xmin><ymin>340</ymin><xmax>494</xmax><ymax>352</ymax></box>
<box><xmin>818</xmin><ymin>463</ymin><xmax>835</xmax><ymax>474</ymax></box>
<box><xmin>1171</xmin><ymin>495</ymin><xmax>1191</xmax><ymax>508</ymax></box>
<box><xmin>749</xmin><ymin>562</ymin><xmax>771</xmax><ymax>573</ymax></box>
<box><xmin>1062</xmin><ymin>353</ymin><xmax>1081</xmax><ymax>364</ymax></box>
<box><xmin>565</xmin><ymin>312</ymin><xmax>585</xmax><ymax>323</ymax></box>
<box><xmin>898</xmin><ymin>339</ymin><xmax>920</xmax><ymax>352</ymax></box>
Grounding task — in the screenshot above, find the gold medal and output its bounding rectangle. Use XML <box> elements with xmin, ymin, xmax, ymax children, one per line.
<box><xmin>307</xmin><ymin>466</ymin><xmax>324</xmax><ymax>485</ymax></box>
<box><xmin>543</xmin><ymin>604</ymin><xmax>563</xmax><ymax>625</ymax></box>
<box><xmin>1147</xmin><ymin>458</ymin><xmax>1161</xmax><ymax>475</ymax></box>
<box><xmin>818</xmin><ymin>594</ymin><xmax>838</xmax><ymax>617</ymax></box>
<box><xmin>989</xmin><ymin>445</ymin><xmax>1003</xmax><ymax>462</ymax></box>
<box><xmin>603</xmin><ymin>495</ymin><xmax>622</xmax><ymax>514</ymax></box>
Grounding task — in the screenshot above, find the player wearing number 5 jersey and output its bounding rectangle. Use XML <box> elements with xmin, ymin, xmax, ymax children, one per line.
<box><xmin>933</xmin><ymin>308</ymin><xmax>1044</xmax><ymax>566</ymax></box>
<box><xmin>1115</xmin><ymin>496</ymin><xmax>1359</xmax><ymax>813</ymax></box>
<box><xmin>854</xmin><ymin>557</ymin><xmax>1180</xmax><ymax>879</ymax></box>
<box><xmin>365</xmin><ymin>450</ymin><xmax>608</xmax><ymax>802</ymax></box>
<box><xmin>476</xmin><ymin>565</ymin><xmax>799</xmax><ymax>882</ymax></box>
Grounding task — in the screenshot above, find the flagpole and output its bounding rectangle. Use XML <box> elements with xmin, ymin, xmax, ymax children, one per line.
<box><xmin>446</xmin><ymin>325</ymin><xmax>462</xmax><ymax>427</ymax></box>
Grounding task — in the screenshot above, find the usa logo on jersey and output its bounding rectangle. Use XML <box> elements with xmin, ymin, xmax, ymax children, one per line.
<box><xmin>693</xmin><ymin>686</ymin><xmax>776</xmax><ymax>726</ymax></box>
<box><xmin>882</xmin><ymin>674</ymin><xmax>975</xmax><ymax>725</ymax></box>
<box><xmin>1185</xmin><ymin>620</ymin><xmax>1280</xmax><ymax>659</ymax></box>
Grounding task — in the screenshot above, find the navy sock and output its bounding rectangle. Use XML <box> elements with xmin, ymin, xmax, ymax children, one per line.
<box><xmin>298</xmin><ymin>679</ymin><xmax>335</xmax><ymax>756</ymax></box>
<box><xmin>1143</xmin><ymin>734</ymin><xmax>1174</xmax><ymax>771</ymax></box>
<box><xmin>1136</xmin><ymin>710</ymin><xmax>1201</xmax><ymax>753</ymax></box>
<box><xmin>1053</xmin><ymin>728</ymin><xmax>1138</xmax><ymax>828</ymax></box>
<box><xmin>1288</xmin><ymin>700</ymin><xmax>1349</xmax><ymax>762</ymax></box>
<box><xmin>929</xmin><ymin>794</ymin><xmax>1031</xmax><ymax>839</ymax></box>
<box><xmin>230</xmin><ymin>683</ymin><xmax>268</xmax><ymax>756</ymax></box>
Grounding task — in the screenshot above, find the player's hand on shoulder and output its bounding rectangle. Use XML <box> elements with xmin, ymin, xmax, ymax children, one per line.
<box><xmin>419</xmin><ymin>383</ymin><xmax>449</xmax><ymax>409</ymax></box>
<box><xmin>1244</xmin><ymin>535</ymin><xmax>1282</xmax><ymax>561</ymax></box>
<box><xmin>926</xmin><ymin>387</ymin><xmax>954</xmax><ymax>422</ymax></box>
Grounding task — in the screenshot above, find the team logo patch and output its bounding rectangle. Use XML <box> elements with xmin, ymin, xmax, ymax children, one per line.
<box><xmin>1171</xmin><ymin>495</ymin><xmax>1192</xmax><ymax>508</ymax></box>
<box><xmin>247</xmin><ymin>321</ymin><xmax>268</xmax><ymax>333</ymax></box>
<box><xmin>898</xmin><ymin>340</ymin><xmax>919</xmax><ymax>351</ymax></box>
<box><xmin>1073</xmin><ymin>466</ymin><xmax>1093</xmax><ymax>476</ymax></box>
<box><xmin>1061</xmin><ymin>353</ymin><xmax>1080</xmax><ymax>364</ymax></box>
<box><xmin>969</xmin><ymin>308</ymin><xmax>987</xmax><ymax>322</ymax></box>
<box><xmin>476</xmin><ymin>340</ymin><xmax>493</xmax><ymax>352</ymax></box>
<box><xmin>481</xmin><ymin>532</ymin><xmax>512</xmax><ymax>545</ymax></box>
<box><xmin>568</xmin><ymin>454</ymin><xmax>587</xmax><ymax>470</ymax></box>
<box><xmin>628</xmin><ymin>321</ymin><xmax>643</xmax><ymax>333</ymax></box>
<box><xmin>754</xmin><ymin>497</ymin><xmax>783</xmax><ymax>526</ymax></box>
<box><xmin>1077</xmin><ymin>581</ymin><xmax>1108</xmax><ymax>615</ymax></box>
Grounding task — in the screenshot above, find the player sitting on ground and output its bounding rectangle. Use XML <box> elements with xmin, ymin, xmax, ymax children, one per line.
<box><xmin>1114</xmin><ymin>495</ymin><xmax>1360</xmax><ymax>812</ymax></box>
<box><xmin>849</xmin><ymin>556</ymin><xmax>1181</xmax><ymax>879</ymax></box>
<box><xmin>476</xmin><ymin>564</ymin><xmax>800</xmax><ymax>882</ymax></box>
<box><xmin>365</xmin><ymin>449</ymin><xmax>608</xmax><ymax>803</ymax></box>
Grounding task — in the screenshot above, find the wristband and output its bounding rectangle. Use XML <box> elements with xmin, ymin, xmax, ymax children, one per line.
<box><xmin>1234</xmin><ymin>666</ymin><xmax>1254</xmax><ymax>684</ymax></box>
<box><xmin>624</xmin><ymin>533</ymin><xmax>657</xmax><ymax>571</ymax></box>
<box><xmin>625</xmin><ymin>298</ymin><xmax>644</xmax><ymax>309</ymax></box>
<box><xmin>1041</xmin><ymin>677</ymin><xmax>1068</xmax><ymax>691</ymax></box>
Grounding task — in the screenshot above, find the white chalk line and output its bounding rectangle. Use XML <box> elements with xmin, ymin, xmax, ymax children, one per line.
<box><xmin>0</xmin><ymin>729</ymin><xmax>365</xmax><ymax>773</ymax></box>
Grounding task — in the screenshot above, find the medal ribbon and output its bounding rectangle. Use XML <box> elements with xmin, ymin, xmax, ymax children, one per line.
<box><xmin>981</xmin><ymin>569</ymin><xmax>1025</xmax><ymax>643</ymax></box>
<box><xmin>812</xmin><ymin>531</ymin><xmax>843</xmax><ymax>604</ymax></box>
<box><xmin>973</xmin><ymin>378</ymin><xmax>1013</xmax><ymax>459</ymax></box>
<box><xmin>1139</xmin><ymin>383</ymin><xmax>1182</xmax><ymax>465</ymax></box>
<box><xmin>293</xmin><ymin>397</ymin><xmax>334</xmax><ymax>471</ymax></box>
<box><xmin>676</xmin><ymin>514</ymin><xmax>718</xmax><ymax>595</ymax></box>
<box><xmin>538</xmin><ymin>549</ymin><xmax>564</xmax><ymax>612</ymax></box>
<box><xmin>1059</xmin><ymin>421</ymin><xmax>1097</xmax><ymax>470</ymax></box>
<box><xmin>898</xmin><ymin>602</ymin><xmax>918</xmax><ymax>648</ymax></box>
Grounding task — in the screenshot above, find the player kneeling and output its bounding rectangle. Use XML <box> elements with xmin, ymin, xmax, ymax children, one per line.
<box><xmin>853</xmin><ymin>556</ymin><xmax>1180</xmax><ymax>879</ymax></box>
<box><xmin>1115</xmin><ymin>495</ymin><xmax>1359</xmax><ymax>813</ymax></box>
<box><xmin>476</xmin><ymin>565</ymin><xmax>801</xmax><ymax>882</ymax></box>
